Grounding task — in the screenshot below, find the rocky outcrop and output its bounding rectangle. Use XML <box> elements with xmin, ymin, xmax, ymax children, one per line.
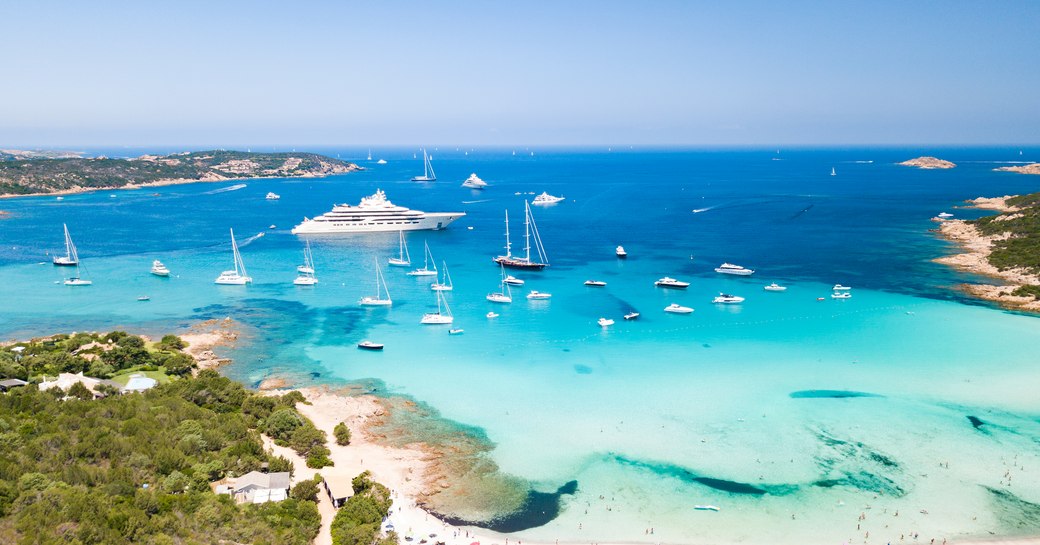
<box><xmin>899</xmin><ymin>156</ymin><xmax>956</xmax><ymax>169</ymax></box>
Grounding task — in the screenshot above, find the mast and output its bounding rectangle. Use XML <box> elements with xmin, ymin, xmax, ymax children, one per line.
<box><xmin>526</xmin><ymin>201</ymin><xmax>549</xmax><ymax>265</ymax></box>
<box><xmin>422</xmin><ymin>149</ymin><xmax>429</xmax><ymax>178</ymax></box>
<box><xmin>523</xmin><ymin>201</ymin><xmax>532</xmax><ymax>262</ymax></box>
<box><xmin>427</xmin><ymin>151</ymin><xmax>436</xmax><ymax>180</ymax></box>
<box><xmin>64</xmin><ymin>224</ymin><xmax>79</xmax><ymax>263</ymax></box>
<box><xmin>503</xmin><ymin>210</ymin><xmax>512</xmax><ymax>258</ymax></box>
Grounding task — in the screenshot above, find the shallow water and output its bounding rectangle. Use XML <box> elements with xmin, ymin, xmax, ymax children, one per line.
<box><xmin>2</xmin><ymin>147</ymin><xmax>1040</xmax><ymax>543</ymax></box>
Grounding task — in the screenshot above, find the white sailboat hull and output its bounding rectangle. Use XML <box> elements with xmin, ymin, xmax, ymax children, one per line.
<box><xmin>420</xmin><ymin>314</ymin><xmax>453</xmax><ymax>324</ymax></box>
<box><xmin>360</xmin><ymin>297</ymin><xmax>393</xmax><ymax>307</ymax></box>
<box><xmin>387</xmin><ymin>259</ymin><xmax>411</xmax><ymax>267</ymax></box>
<box><xmin>293</xmin><ymin>276</ymin><xmax>318</xmax><ymax>286</ymax></box>
<box><xmin>215</xmin><ymin>272</ymin><xmax>251</xmax><ymax>285</ymax></box>
<box><xmin>407</xmin><ymin>269</ymin><xmax>438</xmax><ymax>277</ymax></box>
<box><xmin>431</xmin><ymin>284</ymin><xmax>453</xmax><ymax>291</ymax></box>
<box><xmin>64</xmin><ymin>279</ymin><xmax>92</xmax><ymax>286</ymax></box>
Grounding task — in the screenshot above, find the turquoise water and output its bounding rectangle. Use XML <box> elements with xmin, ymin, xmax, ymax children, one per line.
<box><xmin>3</xmin><ymin>147</ymin><xmax>1040</xmax><ymax>543</ymax></box>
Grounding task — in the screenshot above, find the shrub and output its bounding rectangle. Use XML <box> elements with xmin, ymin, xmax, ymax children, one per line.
<box><xmin>334</xmin><ymin>422</ymin><xmax>351</xmax><ymax>446</ymax></box>
<box><xmin>290</xmin><ymin>476</ymin><xmax>322</xmax><ymax>502</ymax></box>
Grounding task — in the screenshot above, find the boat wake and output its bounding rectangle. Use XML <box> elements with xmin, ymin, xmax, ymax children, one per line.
<box><xmin>691</xmin><ymin>207</ymin><xmax>714</xmax><ymax>214</ymax></box>
<box><xmin>238</xmin><ymin>232</ymin><xmax>266</xmax><ymax>246</ymax></box>
<box><xmin>204</xmin><ymin>183</ymin><xmax>247</xmax><ymax>195</ymax></box>
<box><xmin>462</xmin><ymin>199</ymin><xmax>491</xmax><ymax>204</ymax></box>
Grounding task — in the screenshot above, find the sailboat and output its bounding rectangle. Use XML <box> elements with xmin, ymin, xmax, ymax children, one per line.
<box><xmin>214</xmin><ymin>228</ymin><xmax>252</xmax><ymax>285</ymax></box>
<box><xmin>388</xmin><ymin>231</ymin><xmax>411</xmax><ymax>267</ymax></box>
<box><xmin>64</xmin><ymin>265</ymin><xmax>92</xmax><ymax>286</ymax></box>
<box><xmin>493</xmin><ymin>201</ymin><xmax>549</xmax><ymax>270</ymax></box>
<box><xmin>431</xmin><ymin>261</ymin><xmax>453</xmax><ymax>291</ymax></box>
<box><xmin>486</xmin><ymin>265</ymin><xmax>513</xmax><ymax>303</ymax></box>
<box><xmin>407</xmin><ymin>241</ymin><xmax>438</xmax><ymax>276</ymax></box>
<box><xmin>294</xmin><ymin>240</ymin><xmax>318</xmax><ymax>285</ymax></box>
<box><xmin>367</xmin><ymin>149</ymin><xmax>372</xmax><ymax>161</ymax></box>
<box><xmin>360</xmin><ymin>260</ymin><xmax>392</xmax><ymax>306</ymax></box>
<box><xmin>53</xmin><ymin>224</ymin><xmax>80</xmax><ymax>266</ymax></box>
<box><xmin>411</xmin><ymin>149</ymin><xmax>437</xmax><ymax>181</ymax></box>
<box><xmin>420</xmin><ymin>289</ymin><xmax>454</xmax><ymax>324</ymax></box>
<box><xmin>830</xmin><ymin>167</ymin><xmax>836</xmax><ymax>176</ymax></box>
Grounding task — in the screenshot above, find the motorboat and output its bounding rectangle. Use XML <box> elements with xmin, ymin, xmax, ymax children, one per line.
<box><xmin>493</xmin><ymin>203</ymin><xmax>549</xmax><ymax>270</ymax></box>
<box><xmin>357</xmin><ymin>341</ymin><xmax>384</xmax><ymax>351</ymax></box>
<box><xmin>654</xmin><ymin>277</ymin><xmax>690</xmax><ymax>289</ymax></box>
<box><xmin>150</xmin><ymin>260</ymin><xmax>171</xmax><ymax>277</ymax></box>
<box><xmin>376</xmin><ymin>159</ymin><xmax>387</xmax><ymax>165</ymax></box>
<box><xmin>712</xmin><ymin>293</ymin><xmax>745</xmax><ymax>304</ymax></box>
<box><xmin>532</xmin><ymin>192</ymin><xmax>564</xmax><ymax>205</ymax></box>
<box><xmin>292</xmin><ymin>189</ymin><xmax>463</xmax><ymax>234</ymax></box>
<box><xmin>597</xmin><ymin>318</ymin><xmax>615</xmax><ymax>327</ymax></box>
<box><xmin>616</xmin><ymin>245</ymin><xmax>627</xmax><ymax>258</ymax></box>
<box><xmin>503</xmin><ymin>275</ymin><xmax>525</xmax><ymax>286</ymax></box>
<box><xmin>526</xmin><ymin>290</ymin><xmax>552</xmax><ymax>300</ymax></box>
<box><xmin>584</xmin><ymin>280</ymin><xmax>607</xmax><ymax>287</ymax></box>
<box><xmin>694</xmin><ymin>505</ymin><xmax>721</xmax><ymax>512</ymax></box>
<box><xmin>137</xmin><ymin>295</ymin><xmax>150</xmax><ymax>301</ymax></box>
<box><xmin>664</xmin><ymin>303</ymin><xmax>694</xmax><ymax>314</ymax></box>
<box><xmin>833</xmin><ymin>284</ymin><xmax>851</xmax><ymax>291</ymax></box>
<box><xmin>448</xmin><ymin>328</ymin><xmax>465</xmax><ymax>335</ymax></box>
<box><xmin>486</xmin><ymin>312</ymin><xmax>499</xmax><ymax>319</ymax></box>
<box><xmin>832</xmin><ymin>292</ymin><xmax>852</xmax><ymax>299</ymax></box>
<box><xmin>715</xmin><ymin>263</ymin><xmax>754</xmax><ymax>276</ymax></box>
<box><xmin>764</xmin><ymin>283</ymin><xmax>786</xmax><ymax>291</ymax></box>
<box><xmin>266</xmin><ymin>192</ymin><xmax>280</xmax><ymax>200</ymax></box>
<box><xmin>937</xmin><ymin>212</ymin><xmax>954</xmax><ymax>218</ymax></box>
<box><xmin>214</xmin><ymin>228</ymin><xmax>253</xmax><ymax>285</ymax></box>
<box><xmin>461</xmin><ymin>173</ymin><xmax>488</xmax><ymax>189</ymax></box>
<box><xmin>623</xmin><ymin>312</ymin><xmax>640</xmax><ymax>320</ymax></box>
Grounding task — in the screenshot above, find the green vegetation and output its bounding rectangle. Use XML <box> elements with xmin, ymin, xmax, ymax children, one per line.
<box><xmin>0</xmin><ymin>150</ymin><xmax>357</xmax><ymax>195</ymax></box>
<box><xmin>971</xmin><ymin>191</ymin><xmax>1040</xmax><ymax>289</ymax></box>
<box><xmin>0</xmin><ymin>331</ymin><xmax>195</xmax><ymax>383</ymax></box>
<box><xmin>334</xmin><ymin>421</ymin><xmax>352</xmax><ymax>446</ymax></box>
<box><xmin>330</xmin><ymin>471</ymin><xmax>396</xmax><ymax>545</ymax></box>
<box><xmin>0</xmin><ymin>368</ymin><xmax>322</xmax><ymax>544</ymax></box>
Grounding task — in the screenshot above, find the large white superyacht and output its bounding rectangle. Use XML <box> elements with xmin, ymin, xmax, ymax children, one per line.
<box><xmin>291</xmin><ymin>189</ymin><xmax>464</xmax><ymax>234</ymax></box>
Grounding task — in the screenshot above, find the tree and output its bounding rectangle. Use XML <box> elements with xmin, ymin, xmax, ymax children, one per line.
<box><xmin>67</xmin><ymin>381</ymin><xmax>94</xmax><ymax>400</ymax></box>
<box><xmin>157</xmin><ymin>334</ymin><xmax>187</xmax><ymax>351</ymax></box>
<box><xmin>290</xmin><ymin>476</ymin><xmax>321</xmax><ymax>502</ymax></box>
<box><xmin>334</xmin><ymin>422</ymin><xmax>351</xmax><ymax>446</ymax></box>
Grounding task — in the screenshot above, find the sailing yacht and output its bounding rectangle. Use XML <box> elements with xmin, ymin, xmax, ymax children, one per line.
<box><xmin>493</xmin><ymin>202</ymin><xmax>549</xmax><ymax>270</ymax></box>
<box><xmin>294</xmin><ymin>241</ymin><xmax>318</xmax><ymax>285</ymax></box>
<box><xmin>486</xmin><ymin>265</ymin><xmax>513</xmax><ymax>303</ymax></box>
<box><xmin>53</xmin><ymin>224</ymin><xmax>80</xmax><ymax>266</ymax></box>
<box><xmin>830</xmin><ymin>167</ymin><xmax>837</xmax><ymax>176</ymax></box>
<box><xmin>367</xmin><ymin>149</ymin><xmax>373</xmax><ymax>161</ymax></box>
<box><xmin>151</xmin><ymin>260</ymin><xmax>170</xmax><ymax>277</ymax></box>
<box><xmin>214</xmin><ymin>228</ymin><xmax>252</xmax><ymax>285</ymax></box>
<box><xmin>360</xmin><ymin>260</ymin><xmax>393</xmax><ymax>306</ymax></box>
<box><xmin>431</xmin><ymin>262</ymin><xmax>453</xmax><ymax>291</ymax></box>
<box><xmin>407</xmin><ymin>242</ymin><xmax>438</xmax><ymax>276</ymax></box>
<box><xmin>388</xmin><ymin>231</ymin><xmax>411</xmax><ymax>267</ymax></box>
<box><xmin>420</xmin><ymin>289</ymin><xmax>454</xmax><ymax>324</ymax></box>
<box><xmin>411</xmin><ymin>149</ymin><xmax>437</xmax><ymax>181</ymax></box>
<box><xmin>64</xmin><ymin>268</ymin><xmax>92</xmax><ymax>286</ymax></box>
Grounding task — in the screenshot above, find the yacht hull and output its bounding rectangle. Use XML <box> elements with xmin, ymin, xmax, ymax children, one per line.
<box><xmin>292</xmin><ymin>213</ymin><xmax>462</xmax><ymax>234</ymax></box>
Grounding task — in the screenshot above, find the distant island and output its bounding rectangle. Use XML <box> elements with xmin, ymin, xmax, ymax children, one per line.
<box><xmin>0</xmin><ymin>149</ymin><xmax>360</xmax><ymax>197</ymax></box>
<box><xmin>994</xmin><ymin>163</ymin><xmax>1040</xmax><ymax>175</ymax></box>
<box><xmin>899</xmin><ymin>156</ymin><xmax>956</xmax><ymax>169</ymax></box>
<box><xmin>934</xmin><ymin>191</ymin><xmax>1040</xmax><ymax>311</ymax></box>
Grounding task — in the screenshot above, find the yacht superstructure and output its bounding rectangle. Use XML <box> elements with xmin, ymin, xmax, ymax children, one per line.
<box><xmin>291</xmin><ymin>190</ymin><xmax>463</xmax><ymax>234</ymax></box>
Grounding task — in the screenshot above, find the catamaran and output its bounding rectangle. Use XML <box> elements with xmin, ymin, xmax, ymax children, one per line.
<box><xmin>411</xmin><ymin>149</ymin><xmax>437</xmax><ymax>182</ymax></box>
<box><xmin>486</xmin><ymin>265</ymin><xmax>513</xmax><ymax>303</ymax></box>
<box><xmin>407</xmin><ymin>242</ymin><xmax>438</xmax><ymax>276</ymax></box>
<box><xmin>53</xmin><ymin>224</ymin><xmax>80</xmax><ymax>266</ymax></box>
<box><xmin>360</xmin><ymin>260</ymin><xmax>392</xmax><ymax>306</ymax></box>
<box><xmin>150</xmin><ymin>260</ymin><xmax>170</xmax><ymax>277</ymax></box>
<box><xmin>214</xmin><ymin>228</ymin><xmax>252</xmax><ymax>285</ymax></box>
<box><xmin>388</xmin><ymin>231</ymin><xmax>411</xmax><ymax>267</ymax></box>
<box><xmin>294</xmin><ymin>240</ymin><xmax>318</xmax><ymax>285</ymax></box>
<box><xmin>421</xmin><ymin>289</ymin><xmax>454</xmax><ymax>324</ymax></box>
<box><xmin>431</xmin><ymin>262</ymin><xmax>453</xmax><ymax>291</ymax></box>
<box><xmin>493</xmin><ymin>201</ymin><xmax>549</xmax><ymax>270</ymax></box>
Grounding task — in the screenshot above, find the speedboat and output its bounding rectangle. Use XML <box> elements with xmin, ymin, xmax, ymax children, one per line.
<box><xmin>764</xmin><ymin>283</ymin><xmax>786</xmax><ymax>291</ymax></box>
<box><xmin>655</xmin><ymin>277</ymin><xmax>690</xmax><ymax>289</ymax></box>
<box><xmin>833</xmin><ymin>284</ymin><xmax>851</xmax><ymax>291</ymax></box>
<box><xmin>623</xmin><ymin>312</ymin><xmax>640</xmax><ymax>320</ymax></box>
<box><xmin>526</xmin><ymin>290</ymin><xmax>552</xmax><ymax>300</ymax></box>
<box><xmin>461</xmin><ymin>173</ymin><xmax>488</xmax><ymax>189</ymax></box>
<box><xmin>715</xmin><ymin>263</ymin><xmax>754</xmax><ymax>276</ymax></box>
<box><xmin>357</xmin><ymin>341</ymin><xmax>384</xmax><ymax>351</ymax></box>
<box><xmin>137</xmin><ymin>295</ymin><xmax>150</xmax><ymax>301</ymax></box>
<box><xmin>664</xmin><ymin>303</ymin><xmax>694</xmax><ymax>314</ymax></box>
<box><xmin>616</xmin><ymin>245</ymin><xmax>627</xmax><ymax>258</ymax></box>
<box><xmin>266</xmin><ymin>192</ymin><xmax>280</xmax><ymax>200</ymax></box>
<box><xmin>597</xmin><ymin>318</ymin><xmax>615</xmax><ymax>327</ymax></box>
<box><xmin>712</xmin><ymin>293</ymin><xmax>745</xmax><ymax>304</ymax></box>
<box><xmin>486</xmin><ymin>312</ymin><xmax>499</xmax><ymax>319</ymax></box>
<box><xmin>937</xmin><ymin>212</ymin><xmax>954</xmax><ymax>218</ymax></box>
<box><xmin>448</xmin><ymin>328</ymin><xmax>465</xmax><ymax>335</ymax></box>
<box><xmin>532</xmin><ymin>192</ymin><xmax>564</xmax><ymax>205</ymax></box>
<box><xmin>584</xmin><ymin>280</ymin><xmax>607</xmax><ymax>287</ymax></box>
<box><xmin>694</xmin><ymin>505</ymin><xmax>721</xmax><ymax>512</ymax></box>
<box><xmin>503</xmin><ymin>276</ymin><xmax>525</xmax><ymax>286</ymax></box>
<box><xmin>831</xmin><ymin>292</ymin><xmax>852</xmax><ymax>299</ymax></box>
<box><xmin>376</xmin><ymin>159</ymin><xmax>387</xmax><ymax>165</ymax></box>
<box><xmin>150</xmin><ymin>260</ymin><xmax>170</xmax><ymax>277</ymax></box>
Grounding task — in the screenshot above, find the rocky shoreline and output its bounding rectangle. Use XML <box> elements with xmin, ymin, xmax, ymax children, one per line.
<box><xmin>994</xmin><ymin>163</ymin><xmax>1040</xmax><ymax>175</ymax></box>
<box><xmin>900</xmin><ymin>156</ymin><xmax>956</xmax><ymax>169</ymax></box>
<box><xmin>933</xmin><ymin>196</ymin><xmax>1040</xmax><ymax>312</ymax></box>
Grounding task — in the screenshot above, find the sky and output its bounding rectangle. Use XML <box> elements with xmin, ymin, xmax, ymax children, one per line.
<box><xmin>1</xmin><ymin>1</ymin><xmax>1038</xmax><ymax>147</ymax></box>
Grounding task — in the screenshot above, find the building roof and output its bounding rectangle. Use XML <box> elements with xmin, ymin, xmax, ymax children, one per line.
<box><xmin>0</xmin><ymin>378</ymin><xmax>28</xmax><ymax>388</ymax></box>
<box><xmin>323</xmin><ymin>474</ymin><xmax>355</xmax><ymax>501</ymax></box>
<box><xmin>232</xmin><ymin>471</ymin><xmax>290</xmax><ymax>493</ymax></box>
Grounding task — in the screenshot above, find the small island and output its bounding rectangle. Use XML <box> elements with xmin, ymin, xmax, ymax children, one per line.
<box><xmin>0</xmin><ymin>149</ymin><xmax>360</xmax><ymax>197</ymax></box>
<box><xmin>899</xmin><ymin>156</ymin><xmax>956</xmax><ymax>169</ymax></box>
<box><xmin>934</xmin><ymin>191</ymin><xmax>1040</xmax><ymax>311</ymax></box>
<box><xmin>994</xmin><ymin>163</ymin><xmax>1040</xmax><ymax>175</ymax></box>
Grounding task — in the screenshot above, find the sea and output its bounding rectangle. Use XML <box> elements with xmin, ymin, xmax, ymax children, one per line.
<box><xmin>2</xmin><ymin>147</ymin><xmax>1040</xmax><ymax>544</ymax></box>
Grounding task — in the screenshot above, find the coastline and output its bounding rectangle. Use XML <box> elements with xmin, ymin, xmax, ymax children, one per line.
<box><xmin>180</xmin><ymin>317</ymin><xmax>240</xmax><ymax>372</ymax></box>
<box><xmin>933</xmin><ymin>196</ymin><xmax>1040</xmax><ymax>312</ymax></box>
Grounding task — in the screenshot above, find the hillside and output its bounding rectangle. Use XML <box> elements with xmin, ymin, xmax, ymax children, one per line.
<box><xmin>0</xmin><ymin>150</ymin><xmax>360</xmax><ymax>196</ymax></box>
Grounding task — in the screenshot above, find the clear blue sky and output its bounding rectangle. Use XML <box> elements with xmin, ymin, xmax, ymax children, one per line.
<box><xmin>1</xmin><ymin>1</ymin><xmax>1037</xmax><ymax>147</ymax></box>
